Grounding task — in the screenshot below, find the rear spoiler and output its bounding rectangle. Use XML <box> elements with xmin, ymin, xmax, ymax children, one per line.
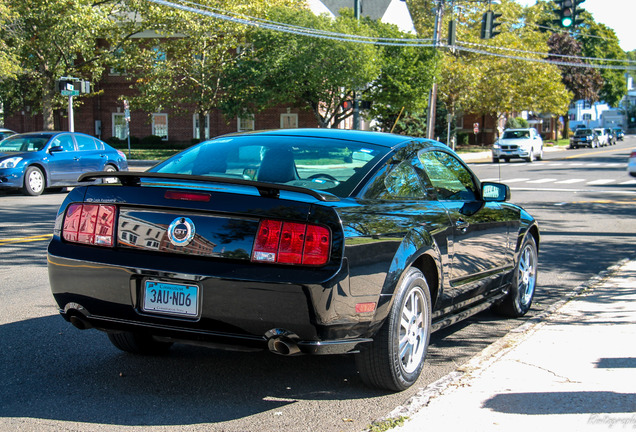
<box><xmin>78</xmin><ymin>171</ymin><xmax>340</xmax><ymax>202</ymax></box>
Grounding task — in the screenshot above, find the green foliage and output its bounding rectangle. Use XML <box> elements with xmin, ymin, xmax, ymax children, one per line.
<box><xmin>0</xmin><ymin>0</ymin><xmax>117</xmax><ymax>128</ymax></box>
<box><xmin>577</xmin><ymin>17</ymin><xmax>627</xmax><ymax>106</ymax></box>
<box><xmin>506</xmin><ymin>117</ymin><xmax>529</xmax><ymax>128</ymax></box>
<box><xmin>367</xmin><ymin>416</ymin><xmax>408</xmax><ymax>432</ymax></box>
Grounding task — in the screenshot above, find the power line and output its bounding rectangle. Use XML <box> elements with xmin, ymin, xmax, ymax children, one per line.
<box><xmin>143</xmin><ymin>0</ymin><xmax>636</xmax><ymax>71</ymax></box>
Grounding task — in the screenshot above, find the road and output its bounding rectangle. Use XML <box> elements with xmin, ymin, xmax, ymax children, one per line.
<box><xmin>0</xmin><ymin>137</ymin><xmax>634</xmax><ymax>431</ymax></box>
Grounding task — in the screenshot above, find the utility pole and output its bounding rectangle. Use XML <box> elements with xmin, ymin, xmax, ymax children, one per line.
<box><xmin>353</xmin><ymin>0</ymin><xmax>361</xmax><ymax>130</ymax></box>
<box><xmin>426</xmin><ymin>0</ymin><xmax>444</xmax><ymax>140</ymax></box>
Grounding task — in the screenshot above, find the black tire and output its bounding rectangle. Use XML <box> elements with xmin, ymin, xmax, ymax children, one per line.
<box><xmin>492</xmin><ymin>235</ymin><xmax>538</xmax><ymax>317</ymax></box>
<box><xmin>492</xmin><ymin>157</ymin><xmax>500</xmax><ymax>163</ymax></box>
<box><xmin>525</xmin><ymin>151</ymin><xmax>534</xmax><ymax>163</ymax></box>
<box><xmin>355</xmin><ymin>268</ymin><xmax>431</xmax><ymax>391</ymax></box>
<box><xmin>22</xmin><ymin>166</ymin><xmax>45</xmax><ymax>196</ymax></box>
<box><xmin>107</xmin><ymin>331</ymin><xmax>173</xmax><ymax>355</ymax></box>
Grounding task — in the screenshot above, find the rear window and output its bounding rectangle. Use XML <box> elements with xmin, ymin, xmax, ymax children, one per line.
<box><xmin>151</xmin><ymin>135</ymin><xmax>388</xmax><ymax>197</ymax></box>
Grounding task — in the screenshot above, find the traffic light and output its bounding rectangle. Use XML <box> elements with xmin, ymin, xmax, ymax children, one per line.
<box><xmin>448</xmin><ymin>19</ymin><xmax>457</xmax><ymax>46</ymax></box>
<box><xmin>554</xmin><ymin>0</ymin><xmax>585</xmax><ymax>28</ymax></box>
<box><xmin>480</xmin><ymin>11</ymin><xmax>502</xmax><ymax>40</ymax></box>
<box><xmin>57</xmin><ymin>80</ymin><xmax>74</xmax><ymax>92</ymax></box>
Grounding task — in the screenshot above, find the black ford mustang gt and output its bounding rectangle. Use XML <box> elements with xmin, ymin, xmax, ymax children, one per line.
<box><xmin>48</xmin><ymin>129</ymin><xmax>539</xmax><ymax>391</ymax></box>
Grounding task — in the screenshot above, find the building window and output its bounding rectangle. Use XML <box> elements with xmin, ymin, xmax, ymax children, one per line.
<box><xmin>238</xmin><ymin>114</ymin><xmax>255</xmax><ymax>132</ymax></box>
<box><xmin>583</xmin><ymin>114</ymin><xmax>592</xmax><ymax>121</ymax></box>
<box><xmin>152</xmin><ymin>113</ymin><xmax>168</xmax><ymax>140</ymax></box>
<box><xmin>112</xmin><ymin>113</ymin><xmax>127</xmax><ymax>140</ymax></box>
<box><xmin>280</xmin><ymin>113</ymin><xmax>298</xmax><ymax>129</ymax></box>
<box><xmin>583</xmin><ymin>100</ymin><xmax>591</xmax><ymax>109</ymax></box>
<box><xmin>193</xmin><ymin>114</ymin><xmax>210</xmax><ymax>140</ymax></box>
<box><xmin>543</xmin><ymin>121</ymin><xmax>551</xmax><ymax>133</ymax></box>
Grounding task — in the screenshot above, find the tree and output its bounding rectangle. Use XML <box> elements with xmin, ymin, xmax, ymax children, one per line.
<box><xmin>222</xmin><ymin>7</ymin><xmax>382</xmax><ymax>128</ymax></box>
<box><xmin>0</xmin><ymin>0</ymin><xmax>120</xmax><ymax>130</ymax></box>
<box><xmin>433</xmin><ymin>0</ymin><xmax>571</xmax><ymax>142</ymax></box>
<box><xmin>577</xmin><ymin>15</ymin><xmax>627</xmax><ymax>107</ymax></box>
<box><xmin>364</xmin><ymin>21</ymin><xmax>438</xmax><ymax>134</ymax></box>
<box><xmin>118</xmin><ymin>0</ymin><xmax>292</xmax><ymax>139</ymax></box>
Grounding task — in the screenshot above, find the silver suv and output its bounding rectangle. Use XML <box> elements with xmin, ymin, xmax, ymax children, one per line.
<box><xmin>492</xmin><ymin>128</ymin><xmax>544</xmax><ymax>163</ymax></box>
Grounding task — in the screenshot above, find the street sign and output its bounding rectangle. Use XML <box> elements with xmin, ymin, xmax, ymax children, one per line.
<box><xmin>61</xmin><ymin>90</ymin><xmax>80</xmax><ymax>96</ymax></box>
<box><xmin>473</xmin><ymin>122</ymin><xmax>480</xmax><ymax>134</ymax></box>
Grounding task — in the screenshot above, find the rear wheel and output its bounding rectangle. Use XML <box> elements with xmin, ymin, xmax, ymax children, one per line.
<box><xmin>492</xmin><ymin>157</ymin><xmax>500</xmax><ymax>163</ymax></box>
<box><xmin>107</xmin><ymin>331</ymin><xmax>173</xmax><ymax>355</ymax></box>
<box><xmin>356</xmin><ymin>268</ymin><xmax>431</xmax><ymax>391</ymax></box>
<box><xmin>492</xmin><ymin>235</ymin><xmax>538</xmax><ymax>317</ymax></box>
<box><xmin>22</xmin><ymin>166</ymin><xmax>45</xmax><ymax>196</ymax></box>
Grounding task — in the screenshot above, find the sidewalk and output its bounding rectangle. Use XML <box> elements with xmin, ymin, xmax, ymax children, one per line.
<box><xmin>386</xmin><ymin>259</ymin><xmax>636</xmax><ymax>432</ymax></box>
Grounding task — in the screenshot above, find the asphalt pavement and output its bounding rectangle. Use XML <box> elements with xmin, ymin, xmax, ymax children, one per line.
<box><xmin>380</xmin><ymin>258</ymin><xmax>636</xmax><ymax>432</ymax></box>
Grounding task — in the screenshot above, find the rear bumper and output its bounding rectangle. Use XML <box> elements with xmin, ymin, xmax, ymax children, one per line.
<box><xmin>48</xmin><ymin>239</ymin><xmax>379</xmax><ymax>355</ymax></box>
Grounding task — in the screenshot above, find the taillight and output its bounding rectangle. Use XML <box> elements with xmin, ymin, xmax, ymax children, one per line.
<box><xmin>630</xmin><ymin>150</ymin><xmax>636</xmax><ymax>158</ymax></box>
<box><xmin>252</xmin><ymin>219</ymin><xmax>331</xmax><ymax>266</ymax></box>
<box><xmin>62</xmin><ymin>203</ymin><xmax>116</xmax><ymax>247</ymax></box>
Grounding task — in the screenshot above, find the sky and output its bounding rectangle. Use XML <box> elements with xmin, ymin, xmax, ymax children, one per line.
<box><xmin>516</xmin><ymin>0</ymin><xmax>635</xmax><ymax>52</ymax></box>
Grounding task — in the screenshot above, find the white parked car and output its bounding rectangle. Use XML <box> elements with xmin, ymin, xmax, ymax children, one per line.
<box><xmin>628</xmin><ymin>149</ymin><xmax>636</xmax><ymax>178</ymax></box>
<box><xmin>492</xmin><ymin>128</ymin><xmax>544</xmax><ymax>163</ymax></box>
<box><xmin>593</xmin><ymin>128</ymin><xmax>609</xmax><ymax>147</ymax></box>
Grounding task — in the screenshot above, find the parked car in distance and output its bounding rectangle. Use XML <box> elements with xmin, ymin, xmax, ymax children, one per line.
<box><xmin>0</xmin><ymin>131</ymin><xmax>128</xmax><ymax>196</ymax></box>
<box><xmin>613</xmin><ymin>127</ymin><xmax>625</xmax><ymax>141</ymax></box>
<box><xmin>570</xmin><ymin>128</ymin><xmax>598</xmax><ymax>149</ymax></box>
<box><xmin>48</xmin><ymin>129</ymin><xmax>540</xmax><ymax>392</ymax></box>
<box><xmin>604</xmin><ymin>128</ymin><xmax>616</xmax><ymax>145</ymax></box>
<box><xmin>628</xmin><ymin>149</ymin><xmax>636</xmax><ymax>178</ymax></box>
<box><xmin>593</xmin><ymin>128</ymin><xmax>609</xmax><ymax>147</ymax></box>
<box><xmin>0</xmin><ymin>128</ymin><xmax>16</xmax><ymax>141</ymax></box>
<box><xmin>492</xmin><ymin>128</ymin><xmax>544</xmax><ymax>163</ymax></box>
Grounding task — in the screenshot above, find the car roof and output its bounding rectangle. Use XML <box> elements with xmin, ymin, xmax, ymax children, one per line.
<box><xmin>218</xmin><ymin>128</ymin><xmax>426</xmax><ymax>149</ymax></box>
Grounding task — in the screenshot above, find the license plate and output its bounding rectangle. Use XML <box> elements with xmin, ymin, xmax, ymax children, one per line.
<box><xmin>143</xmin><ymin>280</ymin><xmax>199</xmax><ymax>317</ymax></box>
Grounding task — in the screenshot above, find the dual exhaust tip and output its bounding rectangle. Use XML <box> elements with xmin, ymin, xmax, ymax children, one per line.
<box><xmin>65</xmin><ymin>304</ymin><xmax>302</xmax><ymax>356</ymax></box>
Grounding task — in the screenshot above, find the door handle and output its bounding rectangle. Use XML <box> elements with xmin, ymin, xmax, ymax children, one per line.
<box><xmin>455</xmin><ymin>219</ymin><xmax>469</xmax><ymax>233</ymax></box>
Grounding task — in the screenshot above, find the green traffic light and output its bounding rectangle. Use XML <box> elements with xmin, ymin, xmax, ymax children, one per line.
<box><xmin>562</xmin><ymin>16</ymin><xmax>573</xmax><ymax>27</ymax></box>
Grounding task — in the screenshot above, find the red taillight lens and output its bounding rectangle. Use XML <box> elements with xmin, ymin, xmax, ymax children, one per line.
<box><xmin>62</xmin><ymin>203</ymin><xmax>116</xmax><ymax>247</ymax></box>
<box><xmin>252</xmin><ymin>219</ymin><xmax>331</xmax><ymax>266</ymax></box>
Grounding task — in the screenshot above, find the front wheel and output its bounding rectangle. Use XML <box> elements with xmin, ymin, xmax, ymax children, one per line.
<box><xmin>355</xmin><ymin>268</ymin><xmax>431</xmax><ymax>391</ymax></box>
<box><xmin>22</xmin><ymin>166</ymin><xmax>45</xmax><ymax>196</ymax></box>
<box><xmin>492</xmin><ymin>235</ymin><xmax>538</xmax><ymax>317</ymax></box>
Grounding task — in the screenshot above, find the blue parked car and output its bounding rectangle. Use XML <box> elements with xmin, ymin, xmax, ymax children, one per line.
<box><xmin>0</xmin><ymin>131</ymin><xmax>128</xmax><ymax>196</ymax></box>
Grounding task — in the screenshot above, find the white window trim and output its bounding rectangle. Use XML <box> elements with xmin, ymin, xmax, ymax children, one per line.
<box><xmin>112</xmin><ymin>113</ymin><xmax>127</xmax><ymax>140</ymax></box>
<box><xmin>280</xmin><ymin>113</ymin><xmax>298</xmax><ymax>129</ymax></box>
<box><xmin>193</xmin><ymin>113</ymin><xmax>210</xmax><ymax>140</ymax></box>
<box><xmin>152</xmin><ymin>113</ymin><xmax>169</xmax><ymax>140</ymax></box>
<box><xmin>238</xmin><ymin>114</ymin><xmax>255</xmax><ymax>132</ymax></box>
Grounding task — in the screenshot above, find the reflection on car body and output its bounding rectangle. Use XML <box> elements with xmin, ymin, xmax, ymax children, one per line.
<box><xmin>48</xmin><ymin>129</ymin><xmax>539</xmax><ymax>391</ymax></box>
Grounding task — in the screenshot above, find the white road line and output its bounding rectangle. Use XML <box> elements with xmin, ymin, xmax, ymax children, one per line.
<box><xmin>587</xmin><ymin>179</ymin><xmax>616</xmax><ymax>185</ymax></box>
<box><xmin>481</xmin><ymin>178</ymin><xmax>501</xmax><ymax>182</ymax></box>
<box><xmin>620</xmin><ymin>180</ymin><xmax>636</xmax><ymax>185</ymax></box>
<box><xmin>555</xmin><ymin>179</ymin><xmax>586</xmax><ymax>184</ymax></box>
<box><xmin>527</xmin><ymin>178</ymin><xmax>558</xmax><ymax>184</ymax></box>
<box><xmin>501</xmin><ymin>178</ymin><xmax>530</xmax><ymax>183</ymax></box>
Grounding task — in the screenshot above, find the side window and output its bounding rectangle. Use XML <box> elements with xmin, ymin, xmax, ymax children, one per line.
<box><xmin>75</xmin><ymin>135</ymin><xmax>98</xmax><ymax>151</ymax></box>
<box><xmin>362</xmin><ymin>158</ymin><xmax>428</xmax><ymax>200</ymax></box>
<box><xmin>418</xmin><ymin>150</ymin><xmax>478</xmax><ymax>201</ymax></box>
<box><xmin>52</xmin><ymin>135</ymin><xmax>75</xmax><ymax>152</ymax></box>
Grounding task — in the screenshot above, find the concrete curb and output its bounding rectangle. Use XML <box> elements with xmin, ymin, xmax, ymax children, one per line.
<box><xmin>370</xmin><ymin>257</ymin><xmax>632</xmax><ymax>431</ymax></box>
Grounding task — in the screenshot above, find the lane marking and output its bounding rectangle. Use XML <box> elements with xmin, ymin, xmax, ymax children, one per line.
<box><xmin>555</xmin><ymin>179</ymin><xmax>586</xmax><ymax>184</ymax></box>
<box><xmin>0</xmin><ymin>234</ymin><xmax>53</xmax><ymax>246</ymax></box>
<box><xmin>587</xmin><ymin>179</ymin><xmax>616</xmax><ymax>185</ymax></box>
<box><xmin>527</xmin><ymin>178</ymin><xmax>557</xmax><ymax>184</ymax></box>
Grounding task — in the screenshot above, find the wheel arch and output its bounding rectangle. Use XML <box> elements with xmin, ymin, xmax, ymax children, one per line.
<box><xmin>377</xmin><ymin>228</ymin><xmax>443</xmax><ymax>315</ymax></box>
<box><xmin>24</xmin><ymin>163</ymin><xmax>49</xmax><ymax>187</ymax></box>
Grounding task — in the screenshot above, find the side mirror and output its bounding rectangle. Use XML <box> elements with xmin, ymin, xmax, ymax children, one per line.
<box><xmin>482</xmin><ymin>182</ymin><xmax>510</xmax><ymax>202</ymax></box>
<box><xmin>48</xmin><ymin>145</ymin><xmax>64</xmax><ymax>154</ymax></box>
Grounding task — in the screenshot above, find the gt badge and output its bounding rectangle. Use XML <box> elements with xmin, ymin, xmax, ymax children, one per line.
<box><xmin>168</xmin><ymin>217</ymin><xmax>195</xmax><ymax>247</ymax></box>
